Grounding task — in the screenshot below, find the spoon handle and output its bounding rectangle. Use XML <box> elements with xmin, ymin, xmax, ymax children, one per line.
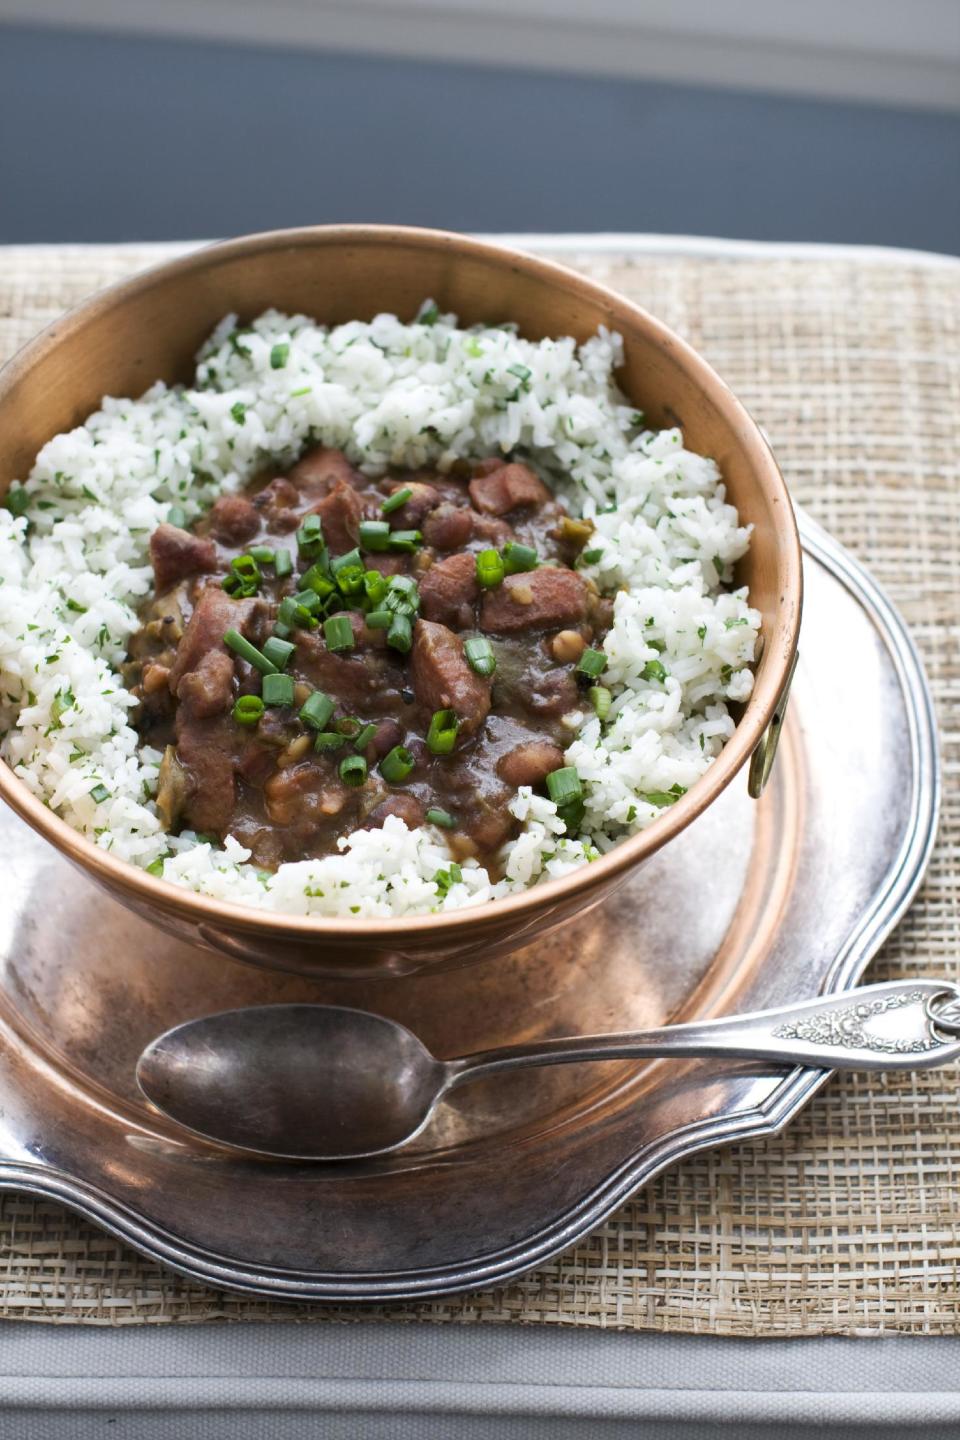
<box><xmin>446</xmin><ymin>980</ymin><xmax>960</xmax><ymax>1085</ymax></box>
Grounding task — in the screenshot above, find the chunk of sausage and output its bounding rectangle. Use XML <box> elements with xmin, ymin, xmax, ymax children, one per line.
<box><xmin>149</xmin><ymin>524</ymin><xmax>217</xmax><ymax>594</ymax></box>
<box><xmin>480</xmin><ymin>568</ymin><xmax>588</xmax><ymax>634</ymax></box>
<box><xmin>422</xmin><ymin>502</ymin><xmax>473</xmax><ymax>551</ymax></box>
<box><xmin>175</xmin><ymin>648</ymin><xmax>234</xmax><ymax>717</ymax></box>
<box><xmin>418</xmin><ymin>552</ymin><xmax>478</xmax><ymax>629</ymax></box>
<box><xmin>468</xmin><ymin>463</ymin><xmax>551</xmax><ymax>516</ymax></box>
<box><xmin>288</xmin><ymin>446</ymin><xmax>362</xmax><ymax>496</ymax></box>
<box><xmin>410</xmin><ymin>620</ymin><xmax>491</xmax><ymax>737</ymax></box>
<box><xmin>387</xmin><ymin>481</ymin><xmax>440</xmax><ymax>527</ymax></box>
<box><xmin>167</xmin><ymin>587</ymin><xmax>258</xmax><ymax>694</ymax></box>
<box><xmin>497</xmin><ymin>740</ymin><xmax>565</xmax><ymax>788</ymax></box>
<box><xmin>207</xmin><ymin>494</ymin><xmax>260</xmax><ymax>544</ymax></box>
<box><xmin>311</xmin><ymin>477</ymin><xmax>362</xmax><ymax>554</ymax></box>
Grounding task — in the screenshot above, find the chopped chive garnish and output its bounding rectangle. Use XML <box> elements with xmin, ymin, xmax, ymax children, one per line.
<box><xmin>301</xmin><ymin>563</ymin><xmax>335</xmax><ymax>597</ymax></box>
<box><xmin>224</xmin><ymin>628</ymin><xmax>277</xmax><ymax>674</ymax></box>
<box><xmin>433</xmin><ymin>862</ymin><xmax>463</xmax><ymax>897</ymax></box>
<box><xmin>363</xmin><ymin>570</ymin><xmax>389</xmax><ymax>607</ymax></box>
<box><xmin>575</xmin><ymin>648</ymin><xmax>606</xmax><ymax>680</ymax></box>
<box><xmin>273</xmin><ymin>548</ymin><xmax>293</xmax><ymax>578</ymax></box>
<box><xmin>314</xmin><ymin>730</ymin><xmax>345</xmax><ymax>752</ymax></box>
<box><xmin>233</xmin><ymin>694</ymin><xmax>265</xmax><ymax>726</ymax></box>
<box><xmin>387</xmin><ymin>529</ymin><xmax>422</xmax><ymax>553</ymax></box>
<box><xmin>386</xmin><ymin>613</ymin><xmax>413</xmax><ymax>653</ymax></box>
<box><xmin>249</xmin><ymin>545</ymin><xmax>275</xmax><ymax>564</ymax></box>
<box><xmin>426</xmin><ymin>807</ymin><xmax>456</xmax><ymax>829</ymax></box>
<box><xmin>502</xmin><ymin>541</ymin><xmax>538</xmax><ymax>574</ymax></box>
<box><xmin>476</xmin><ymin>548</ymin><xmax>505</xmax><ymax>588</ymax></box>
<box><xmin>464</xmin><ymin>635</ymin><xmax>496</xmax><ymax>677</ymax></box>
<box><xmin>262</xmin><ymin>672</ymin><xmax>295</xmax><ymax>706</ymax></box>
<box><xmin>90</xmin><ymin>783</ymin><xmax>111</xmax><ymax>804</ymax></box>
<box><xmin>642</xmin><ymin>659</ymin><xmax>668</xmax><ymax>683</ymax></box>
<box><xmin>366</xmin><ymin>609</ymin><xmax>392</xmax><ymax>629</ymax></box>
<box><xmin>546</xmin><ymin>766</ymin><xmax>582</xmax><ymax>806</ymax></box>
<box><xmin>230</xmin><ymin>401</ymin><xmax>246</xmax><ymax>425</ymax></box>
<box><xmin>581</xmin><ymin>547</ymin><xmax>604</xmax><ymax>565</ymax></box>
<box><xmin>296</xmin><ymin>514</ymin><xmax>325</xmax><ymax>557</ymax></box>
<box><xmin>299</xmin><ymin>691</ymin><xmax>335</xmax><ymax>729</ymax></box>
<box><xmin>380</xmin><ymin>745</ymin><xmax>415</xmax><ymax>783</ymax></box>
<box><xmin>381</xmin><ymin>487</ymin><xmax>412</xmax><ymax>515</ymax></box>
<box><xmin>588</xmin><ymin>685</ymin><xmax>612</xmax><ymax>721</ymax></box>
<box><xmin>339</xmin><ymin>754</ymin><xmax>368</xmax><ymax>786</ymax></box>
<box><xmin>353</xmin><ymin>722</ymin><xmax>377</xmax><ymax>751</ymax></box>
<box><xmin>167</xmin><ymin>504</ymin><xmax>187</xmax><ymax>529</ymax></box>
<box><xmin>270</xmin><ymin>342</ymin><xmax>290</xmax><ymax>369</ymax></box>
<box><xmin>426</xmin><ymin>708</ymin><xmax>459</xmax><ymax>755</ymax></box>
<box><xmin>262</xmin><ymin>636</ymin><xmax>295</xmax><ymax>671</ymax></box>
<box><xmin>324</xmin><ymin>614</ymin><xmax>355</xmax><ymax>652</ymax></box>
<box><xmin>358</xmin><ymin>520</ymin><xmax>391</xmax><ymax>551</ymax></box>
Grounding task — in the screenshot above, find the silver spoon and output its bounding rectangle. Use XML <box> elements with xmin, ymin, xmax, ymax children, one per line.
<box><xmin>136</xmin><ymin>979</ymin><xmax>960</xmax><ymax>1161</ymax></box>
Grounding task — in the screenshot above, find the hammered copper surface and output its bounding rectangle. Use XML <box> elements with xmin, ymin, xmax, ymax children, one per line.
<box><xmin>0</xmin><ymin>225</ymin><xmax>801</xmax><ymax>976</ymax></box>
<box><xmin>0</xmin><ymin>518</ymin><xmax>936</xmax><ymax>1296</ymax></box>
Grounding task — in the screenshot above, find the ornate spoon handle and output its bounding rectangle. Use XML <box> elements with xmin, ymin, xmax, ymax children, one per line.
<box><xmin>448</xmin><ymin>980</ymin><xmax>960</xmax><ymax>1084</ymax></box>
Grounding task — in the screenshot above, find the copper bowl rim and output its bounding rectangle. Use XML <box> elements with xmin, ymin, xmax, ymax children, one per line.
<box><xmin>0</xmin><ymin>224</ymin><xmax>802</xmax><ymax>940</ymax></box>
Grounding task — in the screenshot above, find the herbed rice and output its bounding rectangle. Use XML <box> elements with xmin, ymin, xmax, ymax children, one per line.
<box><xmin>0</xmin><ymin>305</ymin><xmax>759</xmax><ymax>917</ymax></box>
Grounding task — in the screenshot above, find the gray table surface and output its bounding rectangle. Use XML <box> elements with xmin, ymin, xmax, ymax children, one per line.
<box><xmin>1</xmin><ymin>1322</ymin><xmax>958</xmax><ymax>1438</ymax></box>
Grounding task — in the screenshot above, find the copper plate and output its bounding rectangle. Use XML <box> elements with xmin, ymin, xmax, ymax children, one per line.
<box><xmin>0</xmin><ymin>510</ymin><xmax>938</xmax><ymax>1300</ymax></box>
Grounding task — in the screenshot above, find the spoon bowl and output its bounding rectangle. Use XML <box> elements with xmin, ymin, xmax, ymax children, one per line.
<box><xmin>137</xmin><ymin>1004</ymin><xmax>447</xmax><ymax>1159</ymax></box>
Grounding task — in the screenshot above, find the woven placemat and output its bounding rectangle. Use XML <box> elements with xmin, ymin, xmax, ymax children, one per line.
<box><xmin>1</xmin><ymin>239</ymin><xmax>958</xmax><ymax>1335</ymax></box>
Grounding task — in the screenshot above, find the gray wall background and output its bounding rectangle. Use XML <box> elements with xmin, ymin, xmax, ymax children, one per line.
<box><xmin>1</xmin><ymin>21</ymin><xmax>957</xmax><ymax>252</ymax></box>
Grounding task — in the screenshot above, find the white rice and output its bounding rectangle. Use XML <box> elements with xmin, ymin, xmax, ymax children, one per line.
<box><xmin>0</xmin><ymin>305</ymin><xmax>759</xmax><ymax>916</ymax></box>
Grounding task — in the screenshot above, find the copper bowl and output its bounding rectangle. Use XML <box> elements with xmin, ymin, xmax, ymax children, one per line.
<box><xmin>0</xmin><ymin>225</ymin><xmax>801</xmax><ymax>979</ymax></box>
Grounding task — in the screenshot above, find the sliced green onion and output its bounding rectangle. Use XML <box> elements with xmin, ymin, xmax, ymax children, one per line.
<box><xmin>426</xmin><ymin>708</ymin><xmax>459</xmax><ymax>755</ymax></box>
<box><xmin>233</xmin><ymin>694</ymin><xmax>265</xmax><ymax>727</ymax></box>
<box><xmin>249</xmin><ymin>545</ymin><xmax>275</xmax><ymax>564</ymax></box>
<box><xmin>642</xmin><ymin>659</ymin><xmax>668</xmax><ymax>683</ymax></box>
<box><xmin>575</xmin><ymin>648</ymin><xmax>607</xmax><ymax>680</ymax></box>
<box><xmin>546</xmin><ymin>766</ymin><xmax>582</xmax><ymax>806</ymax></box>
<box><xmin>339</xmin><ymin>754</ymin><xmax>368</xmax><ymax>787</ymax></box>
<box><xmin>262</xmin><ymin>672</ymin><xmax>295</xmax><ymax>706</ymax></box>
<box><xmin>381</xmin><ymin>486</ymin><xmax>412</xmax><ymax>515</ymax></box>
<box><xmin>476</xmin><ymin>548</ymin><xmax>505</xmax><ymax>589</ymax></box>
<box><xmin>273</xmin><ymin>548</ymin><xmax>293</xmax><ymax>578</ymax></box>
<box><xmin>270</xmin><ymin>342</ymin><xmax>290</xmax><ymax>370</ymax></box>
<box><xmin>588</xmin><ymin>685</ymin><xmax>612</xmax><ymax>721</ymax></box>
<box><xmin>388</xmin><ymin>574</ymin><xmax>419</xmax><ymax>600</ymax></box>
<box><xmin>314</xmin><ymin>730</ymin><xmax>345</xmax><ymax>752</ymax></box>
<box><xmin>426</xmin><ymin>807</ymin><xmax>456</xmax><ymax>829</ymax></box>
<box><xmin>464</xmin><ymin>635</ymin><xmax>496</xmax><ymax>677</ymax></box>
<box><xmin>358</xmin><ymin>520</ymin><xmax>391</xmax><ymax>551</ymax></box>
<box><xmin>353</xmin><ymin>723</ymin><xmax>377</xmax><ymax>751</ymax></box>
<box><xmin>299</xmin><ymin>691</ymin><xmax>335</xmax><ymax>729</ymax></box>
<box><xmin>262</xmin><ymin>636</ymin><xmax>295</xmax><ymax>671</ymax></box>
<box><xmin>387</xmin><ymin>529</ymin><xmax>422</xmax><ymax>553</ymax></box>
<box><xmin>386</xmin><ymin>613</ymin><xmax>413</xmax><ymax>654</ymax></box>
<box><xmin>324</xmin><ymin>614</ymin><xmax>355</xmax><ymax>652</ymax></box>
<box><xmin>222</xmin><ymin>552</ymin><xmax>261</xmax><ymax>598</ymax></box>
<box><xmin>363</xmin><ymin>570</ymin><xmax>389</xmax><ymax>607</ymax></box>
<box><xmin>331</xmin><ymin>547</ymin><xmax>364</xmax><ymax>594</ymax></box>
<box><xmin>380</xmin><ymin>745</ymin><xmax>415</xmax><ymax>783</ymax></box>
<box><xmin>296</xmin><ymin>514</ymin><xmax>325</xmax><ymax>557</ymax></box>
<box><xmin>293</xmin><ymin>588</ymin><xmax>322</xmax><ymax>614</ymax></box>
<box><xmin>335</xmin><ymin>716</ymin><xmax>361</xmax><ymax>739</ymax></box>
<box><xmin>90</xmin><ymin>783</ymin><xmax>110</xmax><ymax>804</ymax></box>
<box><xmin>433</xmin><ymin>862</ymin><xmax>463</xmax><ymax>896</ymax></box>
<box><xmin>502</xmin><ymin>541</ymin><xmax>538</xmax><ymax>574</ymax></box>
<box><xmin>301</xmin><ymin>565</ymin><xmax>335</xmax><ymax>599</ymax></box>
<box><xmin>224</xmin><ymin>629</ymin><xmax>277</xmax><ymax>674</ymax></box>
<box><xmin>167</xmin><ymin>504</ymin><xmax>187</xmax><ymax>529</ymax></box>
<box><xmin>366</xmin><ymin>609</ymin><xmax>392</xmax><ymax>629</ymax></box>
<box><xmin>273</xmin><ymin>620</ymin><xmax>292</xmax><ymax>640</ymax></box>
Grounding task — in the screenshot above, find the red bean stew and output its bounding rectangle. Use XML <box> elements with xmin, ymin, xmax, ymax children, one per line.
<box><xmin>128</xmin><ymin>447</ymin><xmax>612</xmax><ymax>873</ymax></box>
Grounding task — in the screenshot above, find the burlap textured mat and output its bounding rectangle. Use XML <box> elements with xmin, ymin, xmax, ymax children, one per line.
<box><xmin>0</xmin><ymin>239</ymin><xmax>958</xmax><ymax>1335</ymax></box>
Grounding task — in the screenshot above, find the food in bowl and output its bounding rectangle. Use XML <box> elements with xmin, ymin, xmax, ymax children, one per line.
<box><xmin>0</xmin><ymin>303</ymin><xmax>759</xmax><ymax>917</ymax></box>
